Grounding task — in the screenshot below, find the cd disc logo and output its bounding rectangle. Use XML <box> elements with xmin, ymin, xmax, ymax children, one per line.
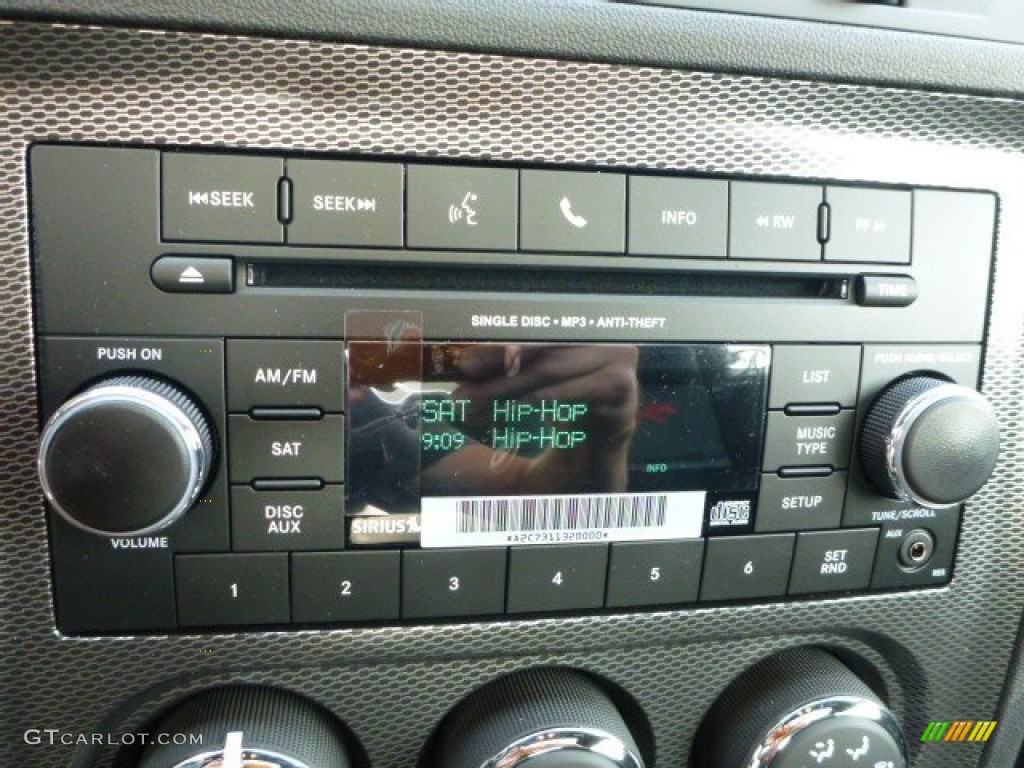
<box><xmin>448</xmin><ymin>192</ymin><xmax>479</xmax><ymax>227</ymax></box>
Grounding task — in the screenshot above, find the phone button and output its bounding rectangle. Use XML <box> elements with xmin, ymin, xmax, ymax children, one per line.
<box><xmin>520</xmin><ymin>170</ymin><xmax>626</xmax><ymax>253</ymax></box>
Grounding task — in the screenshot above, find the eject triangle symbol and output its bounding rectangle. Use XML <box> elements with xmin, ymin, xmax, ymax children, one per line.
<box><xmin>178</xmin><ymin>266</ymin><xmax>205</xmax><ymax>284</ymax></box>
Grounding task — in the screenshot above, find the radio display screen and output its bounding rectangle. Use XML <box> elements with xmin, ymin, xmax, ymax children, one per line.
<box><xmin>346</xmin><ymin>342</ymin><xmax>770</xmax><ymax>547</ymax></box>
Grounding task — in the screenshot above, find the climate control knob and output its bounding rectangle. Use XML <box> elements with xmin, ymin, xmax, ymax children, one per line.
<box><xmin>859</xmin><ymin>375</ymin><xmax>999</xmax><ymax>508</ymax></box>
<box><xmin>434</xmin><ymin>668</ymin><xmax>645</xmax><ymax>768</ymax></box>
<box><xmin>138</xmin><ymin>686</ymin><xmax>352</xmax><ymax>768</ymax></box>
<box><xmin>694</xmin><ymin>647</ymin><xmax>906</xmax><ymax>768</ymax></box>
<box><xmin>38</xmin><ymin>375</ymin><xmax>214</xmax><ymax>536</ymax></box>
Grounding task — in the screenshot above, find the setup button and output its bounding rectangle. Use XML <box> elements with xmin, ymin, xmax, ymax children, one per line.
<box><xmin>756</xmin><ymin>472</ymin><xmax>847</xmax><ymax>532</ymax></box>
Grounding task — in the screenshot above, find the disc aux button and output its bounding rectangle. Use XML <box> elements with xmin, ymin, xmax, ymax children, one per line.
<box><xmin>231</xmin><ymin>486</ymin><xmax>344</xmax><ymax>551</ymax></box>
<box><xmin>228</xmin><ymin>415</ymin><xmax>344</xmax><ymax>482</ymax></box>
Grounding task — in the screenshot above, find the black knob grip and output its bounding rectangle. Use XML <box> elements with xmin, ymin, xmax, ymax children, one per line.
<box><xmin>859</xmin><ymin>376</ymin><xmax>999</xmax><ymax>507</ymax></box>
<box><xmin>138</xmin><ymin>686</ymin><xmax>352</xmax><ymax>768</ymax></box>
<box><xmin>38</xmin><ymin>375</ymin><xmax>214</xmax><ymax>536</ymax></box>
<box><xmin>694</xmin><ymin>648</ymin><xmax>906</xmax><ymax>768</ymax></box>
<box><xmin>436</xmin><ymin>669</ymin><xmax>644</xmax><ymax>768</ymax></box>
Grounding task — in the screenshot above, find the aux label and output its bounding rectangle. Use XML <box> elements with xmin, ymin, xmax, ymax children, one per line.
<box><xmin>265</xmin><ymin>504</ymin><xmax>303</xmax><ymax>534</ymax></box>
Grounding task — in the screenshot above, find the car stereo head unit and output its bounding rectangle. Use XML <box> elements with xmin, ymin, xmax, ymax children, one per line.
<box><xmin>29</xmin><ymin>144</ymin><xmax>1000</xmax><ymax>634</ymax></box>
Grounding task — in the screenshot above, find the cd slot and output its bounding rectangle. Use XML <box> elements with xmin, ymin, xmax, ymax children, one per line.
<box><xmin>247</xmin><ymin>261</ymin><xmax>851</xmax><ymax>300</ymax></box>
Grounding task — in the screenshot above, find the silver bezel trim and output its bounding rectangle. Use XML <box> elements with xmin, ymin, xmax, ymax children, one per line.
<box><xmin>37</xmin><ymin>384</ymin><xmax>207</xmax><ymax>537</ymax></box>
<box><xmin>170</xmin><ymin>747</ymin><xmax>312</xmax><ymax>768</ymax></box>
<box><xmin>885</xmin><ymin>383</ymin><xmax>994</xmax><ymax>509</ymax></box>
<box><xmin>480</xmin><ymin>727</ymin><xmax>644</xmax><ymax>768</ymax></box>
<box><xmin>746</xmin><ymin>695</ymin><xmax>907</xmax><ymax>768</ymax></box>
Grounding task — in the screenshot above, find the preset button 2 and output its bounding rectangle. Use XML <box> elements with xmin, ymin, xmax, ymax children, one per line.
<box><xmin>292</xmin><ymin>551</ymin><xmax>400</xmax><ymax>623</ymax></box>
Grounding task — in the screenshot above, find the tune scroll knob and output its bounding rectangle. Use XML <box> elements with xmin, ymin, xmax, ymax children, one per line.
<box><xmin>38</xmin><ymin>375</ymin><xmax>214</xmax><ymax>537</ymax></box>
<box><xmin>858</xmin><ymin>375</ymin><xmax>999</xmax><ymax>508</ymax></box>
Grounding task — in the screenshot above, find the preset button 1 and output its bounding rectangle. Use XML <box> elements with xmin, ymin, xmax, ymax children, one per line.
<box><xmin>176</xmin><ymin>553</ymin><xmax>289</xmax><ymax>626</ymax></box>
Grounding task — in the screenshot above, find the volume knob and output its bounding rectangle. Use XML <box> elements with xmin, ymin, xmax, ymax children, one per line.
<box><xmin>859</xmin><ymin>375</ymin><xmax>999</xmax><ymax>508</ymax></box>
<box><xmin>38</xmin><ymin>375</ymin><xmax>214</xmax><ymax>536</ymax></box>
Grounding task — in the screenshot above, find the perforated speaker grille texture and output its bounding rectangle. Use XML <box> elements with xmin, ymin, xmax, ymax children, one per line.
<box><xmin>1</xmin><ymin>21</ymin><xmax>1023</xmax><ymax>768</ymax></box>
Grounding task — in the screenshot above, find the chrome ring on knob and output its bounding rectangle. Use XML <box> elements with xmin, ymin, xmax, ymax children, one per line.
<box><xmin>746</xmin><ymin>696</ymin><xmax>907</xmax><ymax>768</ymax></box>
<box><xmin>885</xmin><ymin>383</ymin><xmax>994</xmax><ymax>509</ymax></box>
<box><xmin>38</xmin><ymin>384</ymin><xmax>209</xmax><ymax>537</ymax></box>
<box><xmin>480</xmin><ymin>727</ymin><xmax>644</xmax><ymax>768</ymax></box>
<box><xmin>169</xmin><ymin>729</ymin><xmax>312</xmax><ymax>768</ymax></box>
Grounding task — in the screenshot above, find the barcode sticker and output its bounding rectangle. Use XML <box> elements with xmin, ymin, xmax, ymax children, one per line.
<box><xmin>420</xmin><ymin>491</ymin><xmax>705</xmax><ymax>548</ymax></box>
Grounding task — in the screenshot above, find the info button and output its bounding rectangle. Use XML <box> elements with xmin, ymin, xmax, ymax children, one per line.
<box><xmin>628</xmin><ymin>177</ymin><xmax>728</xmax><ymax>257</ymax></box>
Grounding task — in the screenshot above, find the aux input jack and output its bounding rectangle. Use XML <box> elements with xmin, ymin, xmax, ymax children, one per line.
<box><xmin>898</xmin><ymin>529</ymin><xmax>935</xmax><ymax>570</ymax></box>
